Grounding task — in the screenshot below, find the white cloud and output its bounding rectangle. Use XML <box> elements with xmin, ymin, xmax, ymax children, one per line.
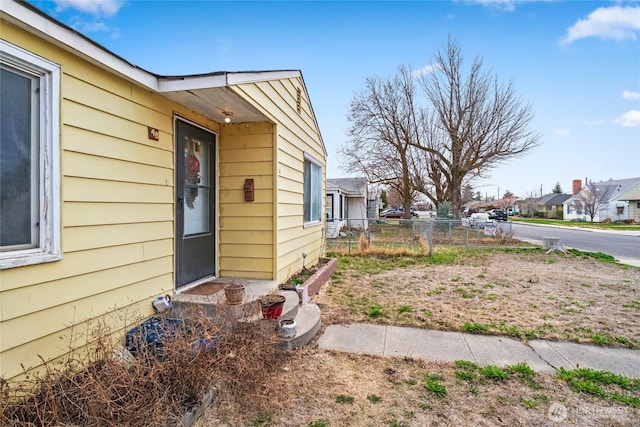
<box><xmin>562</xmin><ymin>5</ymin><xmax>640</xmax><ymax>44</ymax></box>
<box><xmin>69</xmin><ymin>17</ymin><xmax>109</xmax><ymax>33</ymax></box>
<box><xmin>554</xmin><ymin>128</ymin><xmax>571</xmax><ymax>136</ymax></box>
<box><xmin>613</xmin><ymin>109</ymin><xmax>640</xmax><ymax>127</ymax></box>
<box><xmin>412</xmin><ymin>64</ymin><xmax>439</xmax><ymax>78</ymax></box>
<box><xmin>623</xmin><ymin>90</ymin><xmax>640</xmax><ymax>100</ymax></box>
<box><xmin>54</xmin><ymin>0</ymin><xmax>124</xmax><ymax>17</ymax></box>
<box><xmin>584</xmin><ymin>119</ymin><xmax>605</xmax><ymax>126</ymax></box>
<box><xmin>463</xmin><ymin>0</ymin><xmax>516</xmax><ymax>12</ymax></box>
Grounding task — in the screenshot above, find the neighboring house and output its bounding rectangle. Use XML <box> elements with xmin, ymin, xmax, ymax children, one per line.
<box><xmin>534</xmin><ymin>193</ymin><xmax>571</xmax><ymax>219</ymax></box>
<box><xmin>0</xmin><ymin>1</ymin><xmax>326</xmax><ymax>382</ymax></box>
<box><xmin>564</xmin><ymin>178</ymin><xmax>640</xmax><ymax>222</ymax></box>
<box><xmin>326</xmin><ymin>177</ymin><xmax>368</xmax><ymax>233</ymax></box>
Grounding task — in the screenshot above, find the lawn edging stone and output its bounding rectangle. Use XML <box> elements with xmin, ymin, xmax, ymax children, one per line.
<box><xmin>296</xmin><ymin>257</ymin><xmax>337</xmax><ymax>304</ymax></box>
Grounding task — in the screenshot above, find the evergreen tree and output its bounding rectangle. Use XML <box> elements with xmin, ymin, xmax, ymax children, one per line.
<box><xmin>380</xmin><ymin>190</ymin><xmax>388</xmax><ymax>208</ymax></box>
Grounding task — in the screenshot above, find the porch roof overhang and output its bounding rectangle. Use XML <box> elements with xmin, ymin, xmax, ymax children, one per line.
<box><xmin>157</xmin><ymin>70</ymin><xmax>301</xmax><ymax>124</ymax></box>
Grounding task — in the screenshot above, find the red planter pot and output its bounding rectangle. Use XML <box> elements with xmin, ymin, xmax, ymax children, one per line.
<box><xmin>259</xmin><ymin>295</ymin><xmax>286</xmax><ymax>320</ymax></box>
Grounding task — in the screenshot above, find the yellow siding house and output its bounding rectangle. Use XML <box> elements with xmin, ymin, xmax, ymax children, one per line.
<box><xmin>0</xmin><ymin>0</ymin><xmax>326</xmax><ymax>382</ymax></box>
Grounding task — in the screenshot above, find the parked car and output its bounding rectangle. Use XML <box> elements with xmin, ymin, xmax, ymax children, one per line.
<box><xmin>463</xmin><ymin>208</ymin><xmax>477</xmax><ymax>218</ymax></box>
<box><xmin>487</xmin><ymin>209</ymin><xmax>508</xmax><ymax>221</ymax></box>
<box><xmin>380</xmin><ymin>208</ymin><xmax>418</xmax><ymax>219</ymax></box>
<box><xmin>469</xmin><ymin>212</ymin><xmax>493</xmax><ymax>228</ymax></box>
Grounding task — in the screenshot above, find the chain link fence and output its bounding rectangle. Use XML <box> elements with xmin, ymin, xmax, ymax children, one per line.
<box><xmin>325</xmin><ymin>217</ymin><xmax>515</xmax><ymax>255</ymax></box>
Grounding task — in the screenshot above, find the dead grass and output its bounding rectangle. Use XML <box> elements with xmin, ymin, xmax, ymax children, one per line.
<box><xmin>316</xmin><ymin>249</ymin><xmax>640</xmax><ymax>347</ymax></box>
<box><xmin>196</xmin><ymin>351</ymin><xmax>638</xmax><ymax>426</ymax></box>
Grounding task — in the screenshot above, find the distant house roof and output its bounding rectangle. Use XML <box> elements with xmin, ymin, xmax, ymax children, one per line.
<box><xmin>327</xmin><ymin>178</ymin><xmax>368</xmax><ymax>197</ymax></box>
<box><xmin>566</xmin><ymin>177</ymin><xmax>640</xmax><ymax>205</ymax></box>
<box><xmin>537</xmin><ymin>193</ymin><xmax>571</xmax><ymax>206</ymax></box>
<box><xmin>591</xmin><ymin>178</ymin><xmax>640</xmax><ymax>201</ymax></box>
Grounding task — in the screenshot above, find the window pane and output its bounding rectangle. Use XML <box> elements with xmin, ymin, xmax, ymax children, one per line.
<box><xmin>0</xmin><ymin>67</ymin><xmax>35</xmax><ymax>249</ymax></box>
<box><xmin>311</xmin><ymin>163</ymin><xmax>321</xmax><ymax>221</ymax></box>
<box><xmin>304</xmin><ymin>160</ymin><xmax>311</xmax><ymax>222</ymax></box>
<box><xmin>184</xmin><ymin>136</ymin><xmax>210</xmax><ymax>235</ymax></box>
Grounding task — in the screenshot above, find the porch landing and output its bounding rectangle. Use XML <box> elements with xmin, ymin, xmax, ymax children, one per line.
<box><xmin>171</xmin><ymin>277</ymin><xmax>321</xmax><ymax>351</ymax></box>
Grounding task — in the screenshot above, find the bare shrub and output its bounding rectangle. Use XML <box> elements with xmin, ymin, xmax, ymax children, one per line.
<box><xmin>0</xmin><ymin>307</ymin><xmax>283</xmax><ymax>426</ymax></box>
<box><xmin>358</xmin><ymin>232</ymin><xmax>369</xmax><ymax>251</ymax></box>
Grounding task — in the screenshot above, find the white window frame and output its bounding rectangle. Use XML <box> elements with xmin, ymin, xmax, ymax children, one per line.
<box><xmin>1</xmin><ymin>40</ymin><xmax>61</xmax><ymax>269</ymax></box>
<box><xmin>303</xmin><ymin>153</ymin><xmax>323</xmax><ymax>226</ymax></box>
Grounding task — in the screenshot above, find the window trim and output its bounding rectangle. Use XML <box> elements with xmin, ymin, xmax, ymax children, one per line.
<box><xmin>303</xmin><ymin>153</ymin><xmax>323</xmax><ymax>227</ymax></box>
<box><xmin>1</xmin><ymin>40</ymin><xmax>61</xmax><ymax>269</ymax></box>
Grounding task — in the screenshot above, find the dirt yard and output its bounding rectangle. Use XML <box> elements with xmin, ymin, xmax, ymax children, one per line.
<box><xmin>195</xmin><ymin>250</ymin><xmax>640</xmax><ymax>426</ymax></box>
<box><xmin>317</xmin><ymin>250</ymin><xmax>640</xmax><ymax>347</ymax></box>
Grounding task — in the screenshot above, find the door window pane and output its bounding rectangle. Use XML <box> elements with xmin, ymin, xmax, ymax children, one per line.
<box><xmin>184</xmin><ymin>136</ymin><xmax>210</xmax><ymax>235</ymax></box>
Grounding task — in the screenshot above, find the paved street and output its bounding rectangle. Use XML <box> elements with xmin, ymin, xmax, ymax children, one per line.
<box><xmin>511</xmin><ymin>222</ymin><xmax>640</xmax><ymax>266</ymax></box>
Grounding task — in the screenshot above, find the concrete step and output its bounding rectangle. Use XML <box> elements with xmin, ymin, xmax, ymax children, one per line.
<box><xmin>276</xmin><ymin>303</ymin><xmax>321</xmax><ymax>350</ymax></box>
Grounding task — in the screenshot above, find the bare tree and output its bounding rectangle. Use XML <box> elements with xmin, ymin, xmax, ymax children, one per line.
<box><xmin>339</xmin><ymin>65</ymin><xmax>427</xmax><ymax>218</ymax></box>
<box><xmin>416</xmin><ymin>38</ymin><xmax>541</xmax><ymax>216</ymax></box>
<box><xmin>571</xmin><ymin>181</ymin><xmax>614</xmax><ymax>223</ymax></box>
<box><xmin>341</xmin><ymin>39</ymin><xmax>540</xmax><ymax>218</ymax></box>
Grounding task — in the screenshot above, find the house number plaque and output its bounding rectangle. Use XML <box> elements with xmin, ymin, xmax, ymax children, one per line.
<box><xmin>148</xmin><ymin>126</ymin><xmax>160</xmax><ymax>141</ymax></box>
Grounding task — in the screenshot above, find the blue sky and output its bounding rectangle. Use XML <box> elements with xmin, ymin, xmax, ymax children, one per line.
<box><xmin>30</xmin><ymin>0</ymin><xmax>640</xmax><ymax>199</ymax></box>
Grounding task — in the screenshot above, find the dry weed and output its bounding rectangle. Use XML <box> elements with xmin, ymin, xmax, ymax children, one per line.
<box><xmin>0</xmin><ymin>308</ymin><xmax>283</xmax><ymax>427</ymax></box>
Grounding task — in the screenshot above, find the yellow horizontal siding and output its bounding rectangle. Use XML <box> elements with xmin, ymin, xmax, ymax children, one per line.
<box><xmin>64</xmin><ymin>177</ymin><xmax>172</xmax><ymax>203</ymax></box>
<box><xmin>64</xmin><ymin>202</ymin><xmax>173</xmax><ymax>227</ymax></box>
<box><xmin>220</xmin><ymin>161</ymin><xmax>272</xmax><ymax>177</ymax></box>
<box><xmin>63</xmin><ymin>222</ymin><xmax>173</xmax><ymax>252</ymax></box>
<box><xmin>0</xmin><ymin>297</ymin><xmax>153</xmax><ymax>380</ymax></box>
<box><xmin>219</xmin><ymin>175</ymin><xmax>273</xmax><ymax>191</ymax></box>
<box><xmin>64</xmin><ymin>126</ymin><xmax>173</xmax><ymax>168</ymax></box>
<box><xmin>277</xmin><ymin>189</ymin><xmax>302</xmax><ymax>205</ymax></box>
<box><xmin>64</xmin><ymin>74</ymin><xmax>171</xmax><ymax>132</ymax></box>
<box><xmin>64</xmin><ymin>151</ymin><xmax>173</xmax><ymax>186</ymax></box>
<box><xmin>219</xmin><ymin>189</ymin><xmax>273</xmax><ymax>204</ymax></box>
<box><xmin>276</xmin><ymin>215</ymin><xmax>301</xmax><ymax>230</ymax></box>
<box><xmin>1</xmin><ymin>257</ymin><xmax>173</xmax><ymax>321</ymax></box>
<box><xmin>277</xmin><ymin>203</ymin><xmax>303</xmax><ymax>217</ymax></box>
<box><xmin>63</xmin><ymin>100</ymin><xmax>172</xmax><ymax>152</ymax></box>
<box><xmin>219</xmin><ymin>230</ymin><xmax>272</xmax><ymax>245</ymax></box>
<box><xmin>0</xmin><ymin>242</ymin><xmax>172</xmax><ymax>291</ymax></box>
<box><xmin>217</xmin><ymin>122</ymin><xmax>275</xmax><ymax>279</ymax></box>
<box><xmin>219</xmin><ymin>147</ymin><xmax>273</xmax><ymax>163</ymax></box>
<box><xmin>219</xmin><ymin>257</ymin><xmax>272</xmax><ymax>273</ymax></box>
<box><xmin>218</xmin><ymin>203</ymin><xmax>272</xmax><ymax>218</ymax></box>
<box><xmin>1</xmin><ymin>272</ymin><xmax>172</xmax><ymax>351</ymax></box>
<box><xmin>219</xmin><ymin>243</ymin><xmax>272</xmax><ymax>258</ymax></box>
<box><xmin>220</xmin><ymin>216</ymin><xmax>272</xmax><ymax>231</ymax></box>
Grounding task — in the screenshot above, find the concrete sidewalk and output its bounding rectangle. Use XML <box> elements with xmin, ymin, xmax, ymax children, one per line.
<box><xmin>317</xmin><ymin>323</ymin><xmax>640</xmax><ymax>378</ymax></box>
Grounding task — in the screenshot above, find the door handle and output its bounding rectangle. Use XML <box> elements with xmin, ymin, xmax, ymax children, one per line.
<box><xmin>177</xmin><ymin>196</ymin><xmax>183</xmax><ymax>208</ymax></box>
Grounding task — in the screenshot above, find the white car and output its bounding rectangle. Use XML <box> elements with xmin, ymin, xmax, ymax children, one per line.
<box><xmin>469</xmin><ymin>212</ymin><xmax>493</xmax><ymax>228</ymax></box>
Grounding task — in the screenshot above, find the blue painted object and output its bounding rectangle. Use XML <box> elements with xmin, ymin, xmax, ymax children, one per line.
<box><xmin>125</xmin><ymin>316</ymin><xmax>184</xmax><ymax>358</ymax></box>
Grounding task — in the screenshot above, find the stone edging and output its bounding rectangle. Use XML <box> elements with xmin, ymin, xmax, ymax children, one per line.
<box><xmin>296</xmin><ymin>257</ymin><xmax>337</xmax><ymax>304</ymax></box>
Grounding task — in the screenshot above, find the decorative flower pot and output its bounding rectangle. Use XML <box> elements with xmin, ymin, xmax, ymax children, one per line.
<box><xmin>224</xmin><ymin>282</ymin><xmax>245</xmax><ymax>305</ymax></box>
<box><xmin>259</xmin><ymin>294</ymin><xmax>286</xmax><ymax>320</ymax></box>
<box><xmin>276</xmin><ymin>318</ymin><xmax>297</xmax><ymax>338</ymax></box>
